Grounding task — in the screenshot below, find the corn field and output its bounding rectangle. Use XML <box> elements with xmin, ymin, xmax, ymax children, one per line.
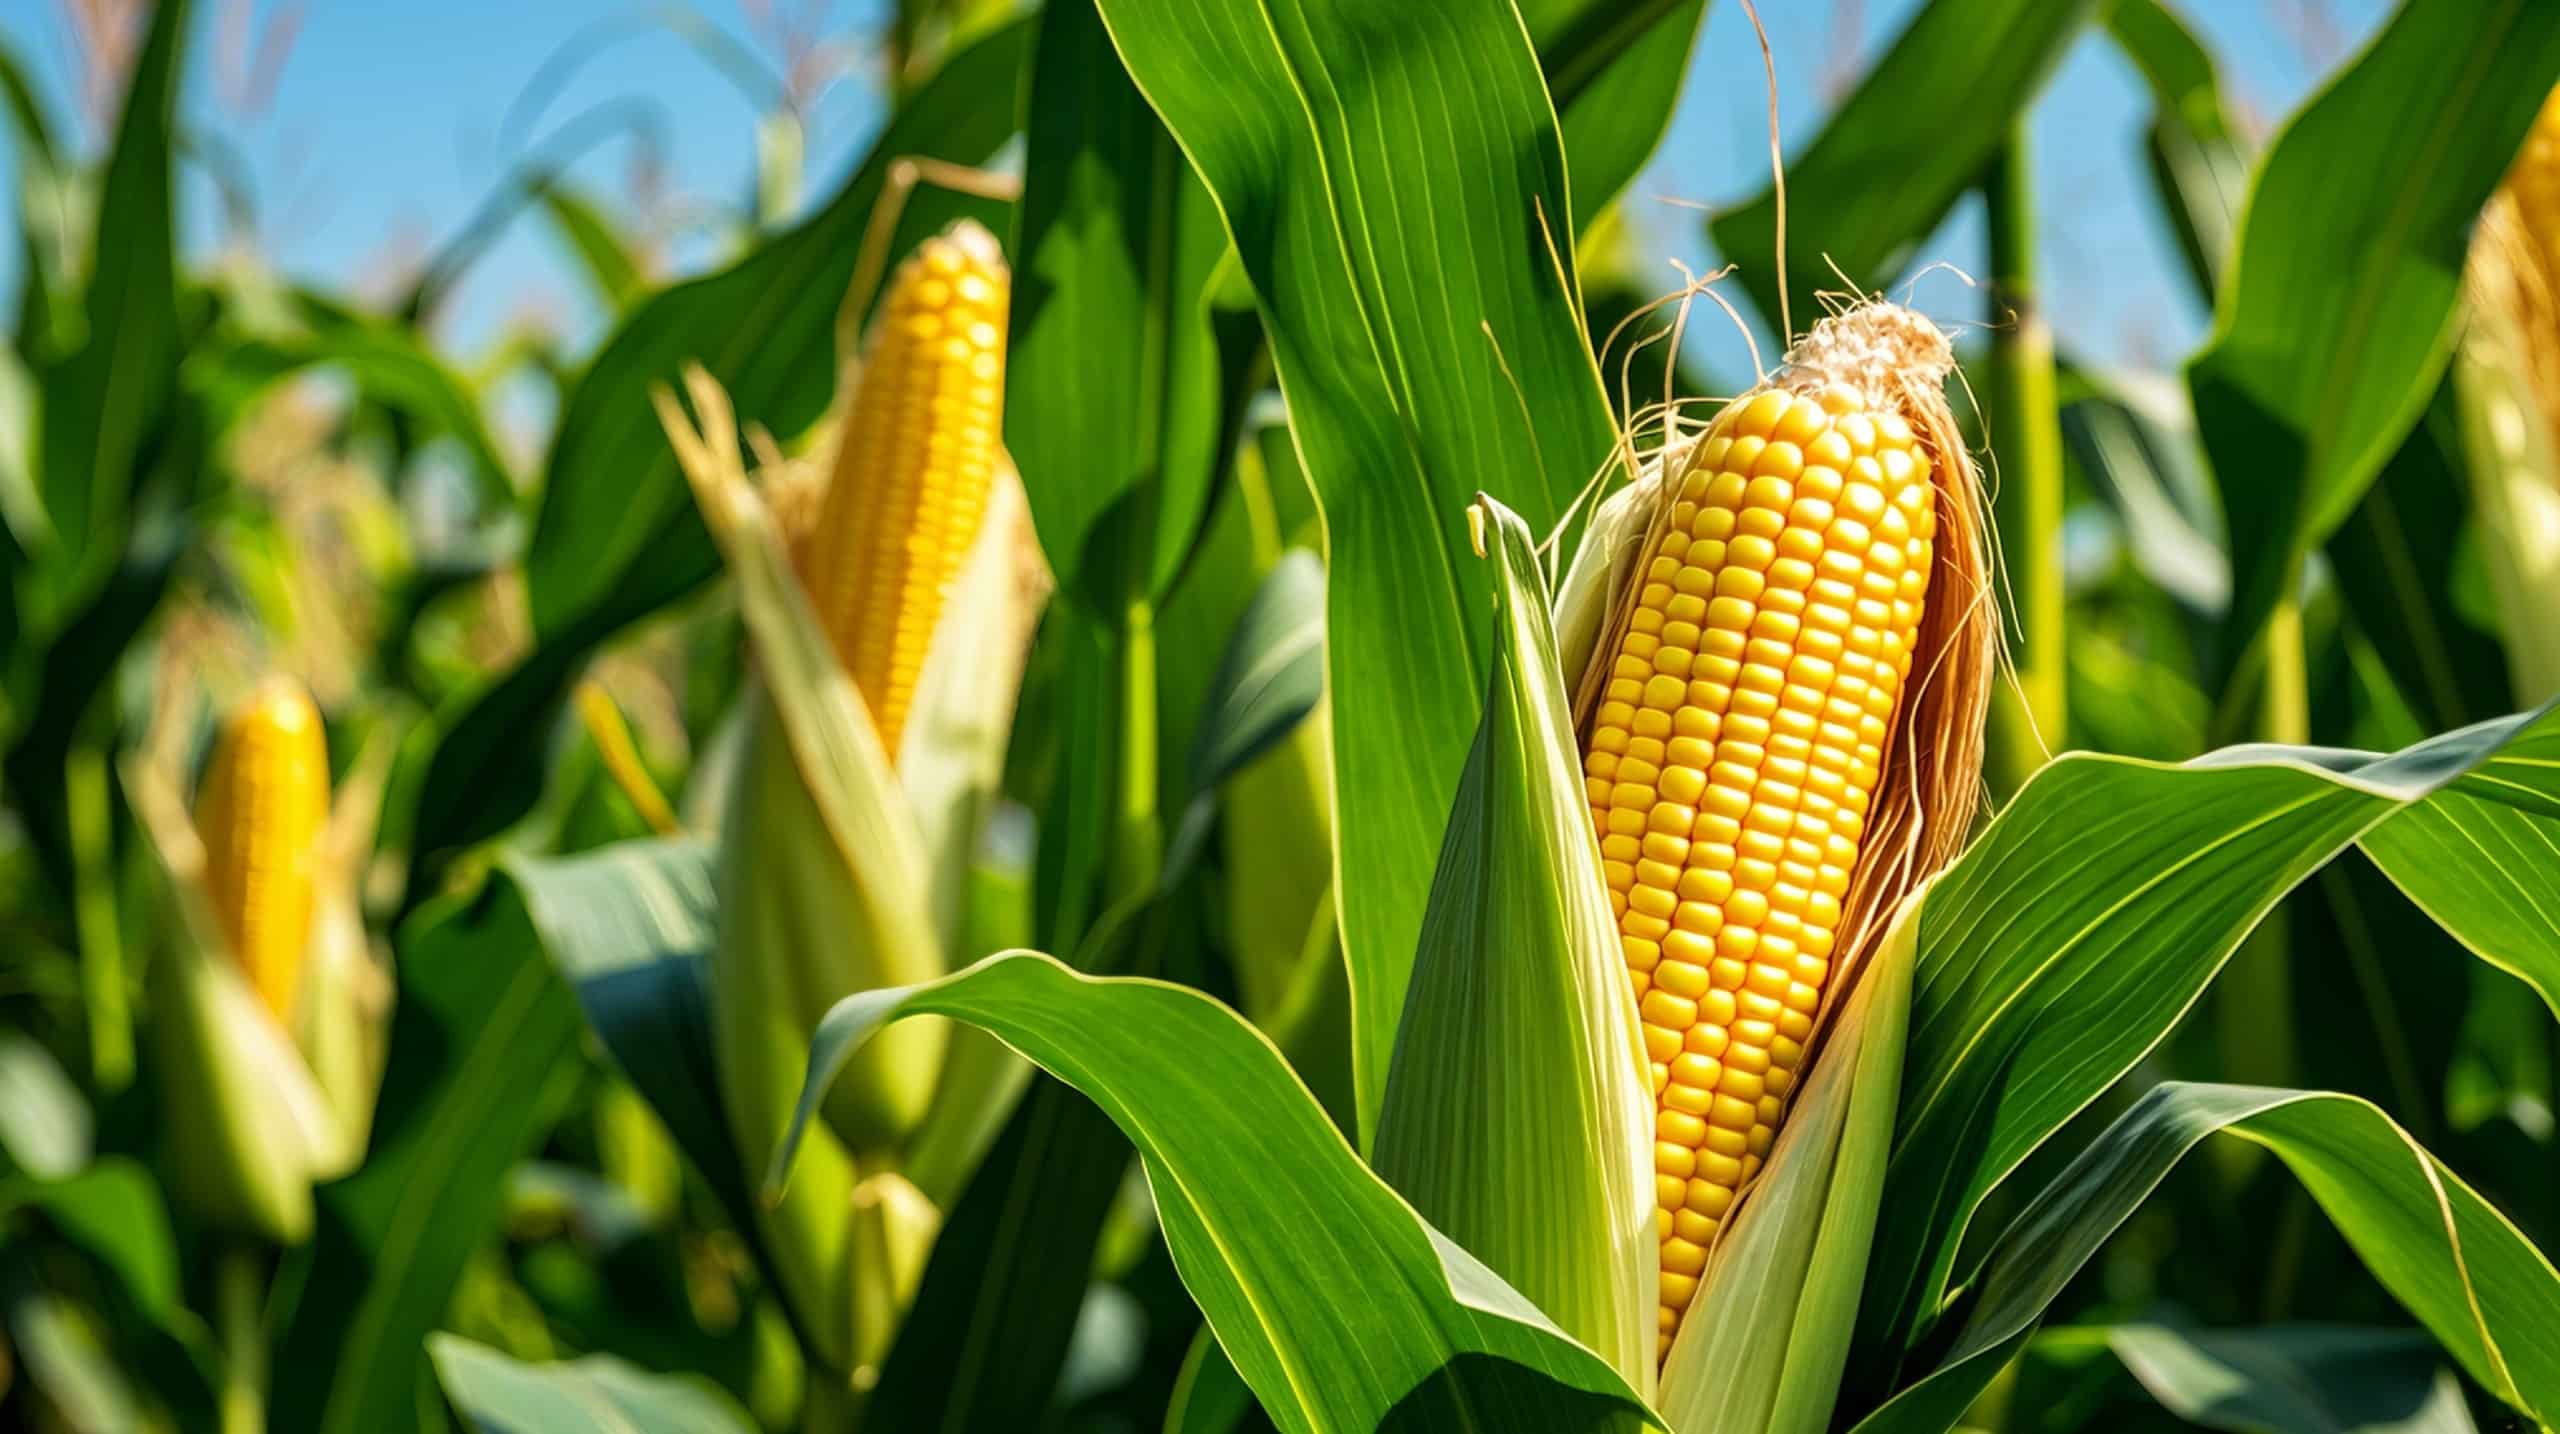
<box><xmin>5</xmin><ymin>0</ymin><xmax>2560</xmax><ymax>1430</ymax></box>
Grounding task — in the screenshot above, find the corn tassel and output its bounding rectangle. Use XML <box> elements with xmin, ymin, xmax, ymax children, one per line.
<box><xmin>799</xmin><ymin>220</ymin><xmax>1010</xmax><ymax>757</ymax></box>
<box><xmin>196</xmin><ymin>677</ymin><xmax>330</xmax><ymax>1024</ymax></box>
<box><xmin>1577</xmin><ymin>302</ymin><xmax>1990</xmax><ymax>1359</ymax></box>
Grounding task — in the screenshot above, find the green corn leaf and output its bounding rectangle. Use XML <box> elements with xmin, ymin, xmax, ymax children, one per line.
<box><xmin>2322</xmin><ymin>384</ymin><xmax>2515</xmax><ymax>735</ymax></box>
<box><xmin>2105</xmin><ymin>0</ymin><xmax>2250</xmax><ymax>304</ymax></box>
<box><xmin>1526</xmin><ymin>0</ymin><xmax>1707</xmax><ymax>233</ymax></box>
<box><xmin>2359</xmin><ymin>711</ymin><xmax>2560</xmax><ymax>1021</ymax></box>
<box><xmin>0</xmin><ymin>1161</ymin><xmax>181</xmax><ymax>1325</ymax></box>
<box><xmin>273</xmin><ymin>883</ymin><xmax>586</xmax><ymax>1434</ymax></box>
<box><xmin>206</xmin><ymin>295</ymin><xmax>517</xmax><ymax>514</ymax></box>
<box><xmin>1371</xmin><ymin>496</ymin><xmax>1657</xmax><ymax>1397</ymax></box>
<box><xmin>1854</xmin><ymin>701</ymin><xmax>2560</xmax><ymax>1387</ymax></box>
<box><xmin>0</xmin><ymin>1030</ymin><xmax>91</xmax><ymax>1179</ymax></box>
<box><xmin>534</xmin><ymin>181</ymin><xmax>649</xmax><ymax>313</ymax></box>
<box><xmin>27</xmin><ymin>0</ymin><xmax>187</xmax><ymax>629</ymax></box>
<box><xmin>2191</xmin><ymin>0</ymin><xmax>2560</xmax><ymax>701</ymax></box>
<box><xmin>1164</xmin><ymin>1328</ymin><xmax>1257</xmax><ymax>1434</ymax></box>
<box><xmin>1093</xmin><ymin>0</ymin><xmax>1622</xmax><ymax>1143</ymax></box>
<box><xmin>771</xmin><ymin>952</ymin><xmax>1658</xmax><ymax>1434</ymax></box>
<box><xmin>1007</xmin><ymin>0</ymin><xmax>1231</xmax><ymax>617</ymax></box>
<box><xmin>1852</xmin><ymin>1085</ymin><xmax>2560</xmax><ymax>1431</ymax></box>
<box><xmin>865</xmin><ymin>1077</ymin><xmax>1127</xmax><ymax>1431</ymax></box>
<box><xmin>2106</xmin><ymin>1324</ymin><xmax>2476</xmax><ymax>1434</ymax></box>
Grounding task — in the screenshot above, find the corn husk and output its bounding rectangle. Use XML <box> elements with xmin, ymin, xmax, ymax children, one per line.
<box><xmin>655</xmin><ymin>364</ymin><xmax>1044</xmax><ymax>1372</ymax></box>
<box><xmin>125</xmin><ymin>723</ymin><xmax>392</xmax><ymax>1244</ymax></box>
<box><xmin>1372</xmin><ymin>497</ymin><xmax>1660</xmax><ymax>1398</ymax></box>
<box><xmin>849</xmin><ymin>1171</ymin><xmax>942</xmax><ymax>1389</ymax></box>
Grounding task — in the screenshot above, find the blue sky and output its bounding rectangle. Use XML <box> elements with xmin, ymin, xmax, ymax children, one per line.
<box><xmin>3</xmin><ymin>0</ymin><xmax>2386</xmax><ymax>388</ymax></box>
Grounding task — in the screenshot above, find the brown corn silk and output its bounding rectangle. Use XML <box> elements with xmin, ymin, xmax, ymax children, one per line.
<box><xmin>1573</xmin><ymin>301</ymin><xmax>1991</xmax><ymax>1360</ymax></box>
<box><xmin>196</xmin><ymin>676</ymin><xmax>332</xmax><ymax>1023</ymax></box>
<box><xmin>795</xmin><ymin>221</ymin><xmax>1010</xmax><ymax>759</ymax></box>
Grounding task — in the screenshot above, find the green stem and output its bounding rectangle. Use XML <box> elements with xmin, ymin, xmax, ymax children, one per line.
<box><xmin>802</xmin><ymin>1365</ymin><xmax>858</xmax><ymax>1434</ymax></box>
<box><xmin>1983</xmin><ymin>125</ymin><xmax>2068</xmax><ymax>798</ymax></box>
<box><xmin>216</xmin><ymin>1245</ymin><xmax>269</xmax><ymax>1434</ymax></box>
<box><xmin>2259</xmin><ymin>594</ymin><xmax>2310</xmax><ymax>746</ymax></box>
<box><xmin>2215</xmin><ymin>590</ymin><xmax>2307</xmax><ymax>1190</ymax></box>
<box><xmin>1109</xmin><ymin>599</ymin><xmax>1163</xmax><ymax>903</ymax></box>
<box><xmin>66</xmin><ymin>742</ymin><xmax>132</xmax><ymax>1093</ymax></box>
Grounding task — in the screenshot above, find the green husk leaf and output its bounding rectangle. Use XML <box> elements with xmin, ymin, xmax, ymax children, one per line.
<box><xmin>121</xmin><ymin>756</ymin><xmax>343</xmax><ymax>1242</ymax></box>
<box><xmin>294</xmin><ymin>732</ymin><xmax>397</xmax><ymax>1165</ymax></box>
<box><xmin>1657</xmin><ymin>884</ymin><xmax>1920</xmax><ymax>1434</ymax></box>
<box><xmin>657</xmin><ymin>367</ymin><xmax>949</xmax><ymax>1154</ymax></box>
<box><xmin>848</xmin><ymin>1171</ymin><xmax>942</xmax><ymax>1383</ymax></box>
<box><xmin>1369</xmin><ymin>494</ymin><xmax>1657</xmax><ymax>1397</ymax></box>
<box><xmin>767</xmin><ymin>950</ymin><xmax>1656</xmax><ymax>1433</ymax></box>
<box><xmin>1555</xmin><ymin>468</ymin><xmax>1666</xmax><ymax>694</ymax></box>
<box><xmin>654</xmin><ymin>368</ymin><xmax>960</xmax><ymax>1370</ymax></box>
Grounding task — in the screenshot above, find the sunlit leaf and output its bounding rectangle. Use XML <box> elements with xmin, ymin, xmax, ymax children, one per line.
<box><xmin>1373</xmin><ymin>496</ymin><xmax>1655</xmax><ymax>1394</ymax></box>
<box><xmin>2191</xmin><ymin>0</ymin><xmax>2560</xmax><ymax>696</ymax></box>
<box><xmin>1855</xmin><ymin>1085</ymin><xmax>2560</xmax><ymax>1430</ymax></box>
<box><xmin>1855</xmin><ymin>702</ymin><xmax>2560</xmax><ymax>1382</ymax></box>
<box><xmin>773</xmin><ymin>953</ymin><xmax>1654</xmax><ymax>1433</ymax></box>
<box><xmin>1096</xmin><ymin>0</ymin><xmax>1621</xmax><ymax>1140</ymax></box>
<box><xmin>427</xmin><ymin>1334</ymin><xmax>756</xmax><ymax>1434</ymax></box>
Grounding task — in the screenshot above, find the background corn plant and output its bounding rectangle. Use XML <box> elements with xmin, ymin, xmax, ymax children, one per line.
<box><xmin>1</xmin><ymin>0</ymin><xmax>2558</xmax><ymax>1431</ymax></box>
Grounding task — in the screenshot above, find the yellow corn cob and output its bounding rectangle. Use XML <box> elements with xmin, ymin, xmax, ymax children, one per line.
<box><xmin>196</xmin><ymin>677</ymin><xmax>330</xmax><ymax>1023</ymax></box>
<box><xmin>1581</xmin><ymin>304</ymin><xmax>1983</xmax><ymax>1360</ymax></box>
<box><xmin>798</xmin><ymin>221</ymin><xmax>1009</xmax><ymax>758</ymax></box>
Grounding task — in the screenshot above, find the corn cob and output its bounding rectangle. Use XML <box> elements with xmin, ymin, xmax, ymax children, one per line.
<box><xmin>1579</xmin><ymin>303</ymin><xmax>1987</xmax><ymax>1359</ymax></box>
<box><xmin>196</xmin><ymin>677</ymin><xmax>331</xmax><ymax>1023</ymax></box>
<box><xmin>798</xmin><ymin>221</ymin><xmax>1009</xmax><ymax>758</ymax></box>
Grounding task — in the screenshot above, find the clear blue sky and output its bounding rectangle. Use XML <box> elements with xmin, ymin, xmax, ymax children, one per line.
<box><xmin>3</xmin><ymin>0</ymin><xmax>2386</xmax><ymax>389</ymax></box>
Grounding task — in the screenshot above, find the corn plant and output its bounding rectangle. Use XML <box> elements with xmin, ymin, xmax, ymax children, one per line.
<box><xmin>7</xmin><ymin>0</ymin><xmax>2560</xmax><ymax>1431</ymax></box>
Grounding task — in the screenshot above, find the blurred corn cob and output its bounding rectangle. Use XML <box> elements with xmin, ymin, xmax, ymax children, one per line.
<box><xmin>1575</xmin><ymin>302</ymin><xmax>1989</xmax><ymax>1358</ymax></box>
<box><xmin>130</xmin><ymin>674</ymin><xmax>389</xmax><ymax>1245</ymax></box>
<box><xmin>799</xmin><ymin>221</ymin><xmax>1010</xmax><ymax>757</ymax></box>
<box><xmin>2462</xmin><ymin>87</ymin><xmax>2560</xmax><ymax>704</ymax></box>
<box><xmin>196</xmin><ymin>677</ymin><xmax>330</xmax><ymax>1023</ymax></box>
<box><xmin>652</xmin><ymin>220</ymin><xmax>1033</xmax><ymax>1380</ymax></box>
